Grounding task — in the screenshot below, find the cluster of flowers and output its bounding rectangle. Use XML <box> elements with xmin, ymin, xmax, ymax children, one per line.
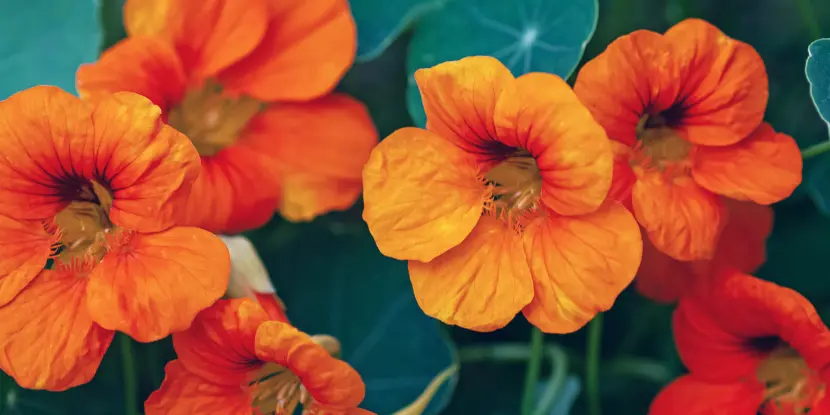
<box><xmin>362</xmin><ymin>18</ymin><xmax>828</xmax><ymax>413</ymax></box>
<box><xmin>0</xmin><ymin>0</ymin><xmax>376</xmax><ymax>414</ymax></box>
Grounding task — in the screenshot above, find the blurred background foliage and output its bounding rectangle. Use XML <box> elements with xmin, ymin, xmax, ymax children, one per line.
<box><xmin>0</xmin><ymin>0</ymin><xmax>830</xmax><ymax>414</ymax></box>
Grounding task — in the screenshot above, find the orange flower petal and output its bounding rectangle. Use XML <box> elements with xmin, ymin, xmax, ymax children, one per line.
<box><xmin>124</xmin><ymin>0</ymin><xmax>269</xmax><ymax>79</ymax></box>
<box><xmin>89</xmin><ymin>92</ymin><xmax>201</xmax><ymax>233</ymax></box>
<box><xmin>245</xmin><ymin>94</ymin><xmax>378</xmax><ymax>222</ymax></box>
<box><xmin>414</xmin><ymin>56</ymin><xmax>513</xmax><ymax>159</ymax></box>
<box><xmin>255</xmin><ymin>320</ymin><xmax>365</xmax><ymax>409</ymax></box>
<box><xmin>0</xmin><ymin>216</ymin><xmax>56</xmax><ymax>306</ymax></box>
<box><xmin>76</xmin><ymin>37</ymin><xmax>186</xmax><ymax>110</ymax></box>
<box><xmin>362</xmin><ymin>127</ymin><xmax>486</xmax><ymax>262</ymax></box>
<box><xmin>144</xmin><ymin>360</ymin><xmax>253</xmax><ymax>415</ymax></box>
<box><xmin>173</xmin><ymin>299</ymin><xmax>269</xmax><ymax>386</ymax></box>
<box><xmin>0</xmin><ymin>86</ymin><xmax>93</xmax><ymax>220</ymax></box>
<box><xmin>408</xmin><ymin>215</ymin><xmax>534</xmax><ymax>332</ymax></box>
<box><xmin>634</xmin><ymin>233</ymin><xmax>697</xmax><ymax>304</ymax></box>
<box><xmin>574</xmin><ymin>30</ymin><xmax>685</xmax><ymax>146</ymax></box>
<box><xmin>0</xmin><ymin>271</ymin><xmax>113</xmax><ymax>391</ymax></box>
<box><xmin>691</xmin><ymin>123</ymin><xmax>802</xmax><ymax>205</ymax></box>
<box><xmin>521</xmin><ymin>203</ymin><xmax>641</xmax><ymax>333</ymax></box>
<box><xmin>86</xmin><ymin>227</ymin><xmax>230</xmax><ymax>342</ymax></box>
<box><xmin>218</xmin><ymin>0</ymin><xmax>356</xmax><ymax>102</ymax></box>
<box><xmin>179</xmin><ymin>147</ymin><xmax>280</xmax><ymax>233</ymax></box>
<box><xmin>609</xmin><ymin>143</ymin><xmax>637</xmax><ymax>212</ymax></box>
<box><xmin>632</xmin><ymin>173</ymin><xmax>723</xmax><ymax>261</ymax></box>
<box><xmin>711</xmin><ymin>200</ymin><xmax>772</xmax><ymax>275</ymax></box>
<box><xmin>664</xmin><ymin>18</ymin><xmax>767</xmax><ymax>146</ymax></box>
<box><xmin>494</xmin><ymin>72</ymin><xmax>613</xmax><ymax>216</ymax></box>
<box><xmin>648</xmin><ymin>375</ymin><xmax>763</xmax><ymax>415</ymax></box>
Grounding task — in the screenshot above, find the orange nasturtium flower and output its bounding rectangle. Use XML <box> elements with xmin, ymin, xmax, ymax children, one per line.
<box><xmin>574</xmin><ymin>18</ymin><xmax>802</xmax><ymax>262</ymax></box>
<box><xmin>650</xmin><ymin>269</ymin><xmax>830</xmax><ymax>414</ymax></box>
<box><xmin>221</xmin><ymin>234</ymin><xmax>289</xmax><ymax>322</ymax></box>
<box><xmin>77</xmin><ymin>0</ymin><xmax>378</xmax><ymax>233</ymax></box>
<box><xmin>145</xmin><ymin>299</ymin><xmax>373</xmax><ymax>415</ymax></box>
<box><xmin>0</xmin><ymin>87</ymin><xmax>230</xmax><ymax>390</ymax></box>
<box><xmin>363</xmin><ymin>56</ymin><xmax>643</xmax><ymax>334</ymax></box>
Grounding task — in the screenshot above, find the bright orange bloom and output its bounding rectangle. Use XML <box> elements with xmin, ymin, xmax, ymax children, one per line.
<box><xmin>362</xmin><ymin>56</ymin><xmax>642</xmax><ymax>334</ymax></box>
<box><xmin>221</xmin><ymin>234</ymin><xmax>288</xmax><ymax>322</ymax></box>
<box><xmin>145</xmin><ymin>299</ymin><xmax>373</xmax><ymax>415</ymax></box>
<box><xmin>0</xmin><ymin>86</ymin><xmax>230</xmax><ymax>390</ymax></box>
<box><xmin>650</xmin><ymin>269</ymin><xmax>830</xmax><ymax>414</ymax></box>
<box><xmin>575</xmin><ymin>18</ymin><xmax>802</xmax><ymax>262</ymax></box>
<box><xmin>636</xmin><ymin>199</ymin><xmax>773</xmax><ymax>303</ymax></box>
<box><xmin>76</xmin><ymin>0</ymin><xmax>378</xmax><ymax>233</ymax></box>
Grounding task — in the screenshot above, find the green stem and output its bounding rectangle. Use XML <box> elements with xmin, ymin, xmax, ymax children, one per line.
<box><xmin>120</xmin><ymin>335</ymin><xmax>139</xmax><ymax>415</ymax></box>
<box><xmin>586</xmin><ymin>314</ymin><xmax>604</xmax><ymax>415</ymax></box>
<box><xmin>796</xmin><ymin>0</ymin><xmax>822</xmax><ymax>39</ymax></box>
<box><xmin>520</xmin><ymin>328</ymin><xmax>544</xmax><ymax>415</ymax></box>
<box><xmin>802</xmin><ymin>140</ymin><xmax>830</xmax><ymax>159</ymax></box>
<box><xmin>0</xmin><ymin>374</ymin><xmax>5</xmax><ymax>413</ymax></box>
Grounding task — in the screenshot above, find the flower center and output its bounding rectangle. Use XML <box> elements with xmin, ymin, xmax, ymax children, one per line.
<box><xmin>168</xmin><ymin>80</ymin><xmax>263</xmax><ymax>157</ymax></box>
<box><xmin>50</xmin><ymin>180</ymin><xmax>116</xmax><ymax>268</ymax></box>
<box><xmin>248</xmin><ymin>335</ymin><xmax>341</xmax><ymax>414</ymax></box>
<box><xmin>757</xmin><ymin>347</ymin><xmax>826</xmax><ymax>415</ymax></box>
<box><xmin>632</xmin><ymin>114</ymin><xmax>692</xmax><ymax>173</ymax></box>
<box><xmin>483</xmin><ymin>150</ymin><xmax>542</xmax><ymax>223</ymax></box>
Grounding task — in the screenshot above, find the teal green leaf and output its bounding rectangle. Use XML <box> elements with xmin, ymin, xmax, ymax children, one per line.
<box><xmin>0</xmin><ymin>0</ymin><xmax>102</xmax><ymax>99</ymax></box>
<box><xmin>350</xmin><ymin>0</ymin><xmax>446</xmax><ymax>62</ymax></box>
<box><xmin>255</xmin><ymin>223</ymin><xmax>458</xmax><ymax>414</ymax></box>
<box><xmin>406</xmin><ymin>0</ymin><xmax>598</xmax><ymax>127</ymax></box>
<box><xmin>807</xmin><ymin>38</ymin><xmax>830</xmax><ymax>124</ymax></box>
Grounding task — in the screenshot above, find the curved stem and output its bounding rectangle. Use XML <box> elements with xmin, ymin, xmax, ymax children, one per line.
<box><xmin>586</xmin><ymin>314</ymin><xmax>604</xmax><ymax>415</ymax></box>
<box><xmin>802</xmin><ymin>140</ymin><xmax>830</xmax><ymax>159</ymax></box>
<box><xmin>520</xmin><ymin>328</ymin><xmax>544</xmax><ymax>415</ymax></box>
<box><xmin>120</xmin><ymin>335</ymin><xmax>139</xmax><ymax>415</ymax></box>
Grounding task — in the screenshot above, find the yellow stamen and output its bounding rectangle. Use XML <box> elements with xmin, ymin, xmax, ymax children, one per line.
<box><xmin>632</xmin><ymin>114</ymin><xmax>692</xmax><ymax>175</ymax></box>
<box><xmin>757</xmin><ymin>347</ymin><xmax>826</xmax><ymax>415</ymax></box>
<box><xmin>483</xmin><ymin>150</ymin><xmax>542</xmax><ymax>225</ymax></box>
<box><xmin>51</xmin><ymin>180</ymin><xmax>115</xmax><ymax>267</ymax></box>
<box><xmin>168</xmin><ymin>80</ymin><xmax>263</xmax><ymax>157</ymax></box>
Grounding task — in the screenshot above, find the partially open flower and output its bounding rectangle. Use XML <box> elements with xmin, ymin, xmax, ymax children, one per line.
<box><xmin>650</xmin><ymin>269</ymin><xmax>830</xmax><ymax>414</ymax></box>
<box><xmin>363</xmin><ymin>56</ymin><xmax>642</xmax><ymax>334</ymax></box>
<box><xmin>0</xmin><ymin>87</ymin><xmax>230</xmax><ymax>391</ymax></box>
<box><xmin>145</xmin><ymin>299</ymin><xmax>373</xmax><ymax>415</ymax></box>
<box><xmin>77</xmin><ymin>0</ymin><xmax>378</xmax><ymax>232</ymax></box>
<box><xmin>221</xmin><ymin>234</ymin><xmax>288</xmax><ymax>322</ymax></box>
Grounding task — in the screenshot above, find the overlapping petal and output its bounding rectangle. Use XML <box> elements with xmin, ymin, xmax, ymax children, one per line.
<box><xmin>649</xmin><ymin>375</ymin><xmax>764</xmax><ymax>415</ymax></box>
<box><xmin>144</xmin><ymin>361</ymin><xmax>253</xmax><ymax>415</ymax></box>
<box><xmin>0</xmin><ymin>216</ymin><xmax>56</xmax><ymax>306</ymax></box>
<box><xmin>408</xmin><ymin>215</ymin><xmax>534</xmax><ymax>332</ymax></box>
<box><xmin>362</xmin><ymin>127</ymin><xmax>487</xmax><ymax>262</ymax></box>
<box><xmin>521</xmin><ymin>203</ymin><xmax>641</xmax><ymax>333</ymax></box>
<box><xmin>86</xmin><ymin>227</ymin><xmax>230</xmax><ymax>342</ymax></box>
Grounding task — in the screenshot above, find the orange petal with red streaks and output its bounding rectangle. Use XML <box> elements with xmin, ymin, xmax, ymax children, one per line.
<box><xmin>494</xmin><ymin>72</ymin><xmax>613</xmax><ymax>216</ymax></box>
<box><xmin>144</xmin><ymin>360</ymin><xmax>253</xmax><ymax>415</ymax></box>
<box><xmin>632</xmin><ymin>173</ymin><xmax>723</xmax><ymax>261</ymax></box>
<box><xmin>86</xmin><ymin>227</ymin><xmax>230</xmax><ymax>342</ymax></box>
<box><xmin>692</xmin><ymin>123</ymin><xmax>802</xmax><ymax>205</ymax></box>
<box><xmin>0</xmin><ymin>216</ymin><xmax>56</xmax><ymax>306</ymax></box>
<box><xmin>218</xmin><ymin>0</ymin><xmax>356</xmax><ymax>102</ymax></box>
<box><xmin>521</xmin><ymin>203</ymin><xmax>641</xmax><ymax>333</ymax></box>
<box><xmin>362</xmin><ymin>127</ymin><xmax>486</xmax><ymax>262</ymax></box>
<box><xmin>664</xmin><ymin>18</ymin><xmax>767</xmax><ymax>146</ymax></box>
<box><xmin>255</xmin><ymin>320</ymin><xmax>366</xmax><ymax>409</ymax></box>
<box><xmin>414</xmin><ymin>56</ymin><xmax>514</xmax><ymax>160</ymax></box>
<box><xmin>0</xmin><ymin>271</ymin><xmax>113</xmax><ymax>391</ymax></box>
<box><xmin>77</xmin><ymin>37</ymin><xmax>186</xmax><ymax>110</ymax></box>
<box><xmin>408</xmin><ymin>215</ymin><xmax>534</xmax><ymax>332</ymax></box>
<box><xmin>88</xmin><ymin>92</ymin><xmax>201</xmax><ymax>233</ymax></box>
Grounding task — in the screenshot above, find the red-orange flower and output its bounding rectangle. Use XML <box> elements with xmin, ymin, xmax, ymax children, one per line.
<box><xmin>0</xmin><ymin>86</ymin><xmax>230</xmax><ymax>391</ymax></box>
<box><xmin>221</xmin><ymin>234</ymin><xmax>288</xmax><ymax>322</ymax></box>
<box><xmin>636</xmin><ymin>199</ymin><xmax>773</xmax><ymax>303</ymax></box>
<box><xmin>363</xmin><ymin>56</ymin><xmax>642</xmax><ymax>334</ymax></box>
<box><xmin>575</xmin><ymin>18</ymin><xmax>802</xmax><ymax>262</ymax></box>
<box><xmin>650</xmin><ymin>269</ymin><xmax>830</xmax><ymax>414</ymax></box>
<box><xmin>76</xmin><ymin>0</ymin><xmax>378</xmax><ymax>233</ymax></box>
<box><xmin>145</xmin><ymin>299</ymin><xmax>373</xmax><ymax>415</ymax></box>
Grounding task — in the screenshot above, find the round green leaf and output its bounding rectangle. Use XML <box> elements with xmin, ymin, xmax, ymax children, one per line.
<box><xmin>807</xmin><ymin>38</ymin><xmax>830</xmax><ymax>124</ymax></box>
<box><xmin>0</xmin><ymin>0</ymin><xmax>102</xmax><ymax>99</ymax></box>
<box><xmin>406</xmin><ymin>0</ymin><xmax>598</xmax><ymax>127</ymax></box>
<box><xmin>256</xmin><ymin>224</ymin><xmax>459</xmax><ymax>414</ymax></box>
<box><xmin>351</xmin><ymin>0</ymin><xmax>446</xmax><ymax>62</ymax></box>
